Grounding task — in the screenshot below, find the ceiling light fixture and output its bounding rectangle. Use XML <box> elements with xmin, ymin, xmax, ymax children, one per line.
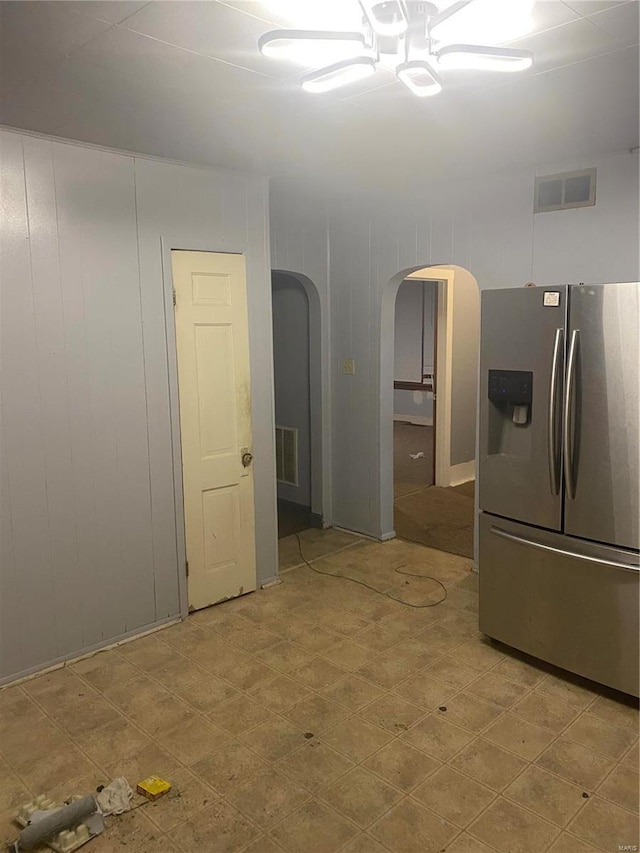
<box><xmin>258</xmin><ymin>30</ymin><xmax>368</xmax><ymax>65</ymax></box>
<box><xmin>437</xmin><ymin>44</ymin><xmax>533</xmax><ymax>72</ymax></box>
<box><xmin>358</xmin><ymin>0</ymin><xmax>409</xmax><ymax>37</ymax></box>
<box><xmin>258</xmin><ymin>0</ymin><xmax>535</xmax><ymax>99</ymax></box>
<box><xmin>396</xmin><ymin>61</ymin><xmax>442</xmax><ymax>97</ymax></box>
<box><xmin>301</xmin><ymin>57</ymin><xmax>377</xmax><ymax>93</ymax></box>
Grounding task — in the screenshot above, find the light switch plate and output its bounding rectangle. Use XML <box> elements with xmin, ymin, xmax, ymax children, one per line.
<box><xmin>342</xmin><ymin>359</ymin><xmax>355</xmax><ymax>375</ymax></box>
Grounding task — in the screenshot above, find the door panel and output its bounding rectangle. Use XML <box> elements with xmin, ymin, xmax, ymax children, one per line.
<box><xmin>479</xmin><ymin>286</ymin><xmax>567</xmax><ymax>530</ymax></box>
<box><xmin>172</xmin><ymin>250</ymin><xmax>256</xmax><ymax>610</ymax></box>
<box><xmin>565</xmin><ymin>283</ymin><xmax>639</xmax><ymax>550</ymax></box>
<box><xmin>479</xmin><ymin>513</ymin><xmax>639</xmax><ymax>697</ymax></box>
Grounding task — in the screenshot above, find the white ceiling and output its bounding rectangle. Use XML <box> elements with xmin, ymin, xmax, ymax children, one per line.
<box><xmin>1</xmin><ymin>0</ymin><xmax>638</xmax><ymax>196</ymax></box>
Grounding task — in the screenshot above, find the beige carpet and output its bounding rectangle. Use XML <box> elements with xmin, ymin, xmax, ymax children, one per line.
<box><xmin>394</xmin><ymin>481</ymin><xmax>475</xmax><ymax>559</ymax></box>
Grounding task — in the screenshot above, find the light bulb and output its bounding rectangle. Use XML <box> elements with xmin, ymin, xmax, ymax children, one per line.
<box><xmin>436</xmin><ymin>44</ymin><xmax>533</xmax><ymax>72</ymax></box>
<box><xmin>259</xmin><ymin>30</ymin><xmax>369</xmax><ymax>66</ymax></box>
<box><xmin>397</xmin><ymin>61</ymin><xmax>442</xmax><ymax>97</ymax></box>
<box><xmin>301</xmin><ymin>57</ymin><xmax>377</xmax><ymax>93</ymax></box>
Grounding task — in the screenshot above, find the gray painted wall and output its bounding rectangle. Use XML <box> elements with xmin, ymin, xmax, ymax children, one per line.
<box><xmin>272</xmin><ymin>273</ymin><xmax>311</xmax><ymax>506</ymax></box>
<box><xmin>271</xmin><ymin>149</ymin><xmax>640</xmax><ymax>539</ymax></box>
<box><xmin>0</xmin><ymin>129</ymin><xmax>276</xmax><ymax>684</ymax></box>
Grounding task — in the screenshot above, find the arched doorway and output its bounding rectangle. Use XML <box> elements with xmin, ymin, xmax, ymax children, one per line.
<box><xmin>271</xmin><ymin>270</ymin><xmax>326</xmax><ymax>537</ymax></box>
<box><xmin>380</xmin><ymin>264</ymin><xmax>480</xmax><ymax>564</ymax></box>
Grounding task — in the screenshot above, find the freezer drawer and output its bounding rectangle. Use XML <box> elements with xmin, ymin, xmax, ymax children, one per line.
<box><xmin>479</xmin><ymin>513</ymin><xmax>639</xmax><ymax>697</ymax></box>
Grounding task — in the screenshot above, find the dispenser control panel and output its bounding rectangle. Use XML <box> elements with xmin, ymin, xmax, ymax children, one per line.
<box><xmin>488</xmin><ymin>370</ymin><xmax>533</xmax><ymax>405</ymax></box>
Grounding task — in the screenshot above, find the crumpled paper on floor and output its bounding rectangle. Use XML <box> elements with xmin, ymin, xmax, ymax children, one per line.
<box><xmin>96</xmin><ymin>778</ymin><xmax>133</xmax><ymax>816</ymax></box>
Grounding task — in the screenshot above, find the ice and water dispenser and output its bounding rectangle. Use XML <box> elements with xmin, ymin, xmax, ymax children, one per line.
<box><xmin>486</xmin><ymin>369</ymin><xmax>533</xmax><ymax>455</ymax></box>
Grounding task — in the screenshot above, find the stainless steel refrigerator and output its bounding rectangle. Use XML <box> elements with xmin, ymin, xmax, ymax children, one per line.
<box><xmin>478</xmin><ymin>282</ymin><xmax>639</xmax><ymax>697</ymax></box>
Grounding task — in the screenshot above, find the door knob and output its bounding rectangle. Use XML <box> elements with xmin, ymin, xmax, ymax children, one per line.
<box><xmin>241</xmin><ymin>450</ymin><xmax>253</xmax><ymax>468</ymax></box>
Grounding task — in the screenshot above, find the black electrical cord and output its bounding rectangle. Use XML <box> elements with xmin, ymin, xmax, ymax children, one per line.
<box><xmin>294</xmin><ymin>533</ymin><xmax>447</xmax><ymax>608</ymax></box>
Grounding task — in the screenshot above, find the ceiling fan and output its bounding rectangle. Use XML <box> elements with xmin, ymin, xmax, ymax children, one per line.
<box><xmin>258</xmin><ymin>0</ymin><xmax>535</xmax><ymax>97</ymax></box>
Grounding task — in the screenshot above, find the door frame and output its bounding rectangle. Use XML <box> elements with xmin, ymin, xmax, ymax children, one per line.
<box><xmin>161</xmin><ymin>237</ymin><xmax>276</xmax><ymax>618</ymax></box>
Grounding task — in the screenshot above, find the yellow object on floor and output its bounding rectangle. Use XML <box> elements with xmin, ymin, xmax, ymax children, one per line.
<box><xmin>136</xmin><ymin>776</ymin><xmax>171</xmax><ymax>801</ymax></box>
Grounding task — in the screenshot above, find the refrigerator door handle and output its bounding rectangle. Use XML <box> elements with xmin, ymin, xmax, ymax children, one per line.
<box><xmin>548</xmin><ymin>328</ymin><xmax>564</xmax><ymax>496</ymax></box>
<box><xmin>564</xmin><ymin>329</ymin><xmax>580</xmax><ymax>500</ymax></box>
<box><xmin>490</xmin><ymin>526</ymin><xmax>640</xmax><ymax>573</ymax></box>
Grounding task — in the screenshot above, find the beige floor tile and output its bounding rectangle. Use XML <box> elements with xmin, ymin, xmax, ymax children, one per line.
<box><xmin>504</xmin><ymin>765</ymin><xmax>586</xmax><ymax>826</ymax></box>
<box><xmin>103</xmin><ymin>741</ymin><xmax>181</xmax><ymax>785</ymax></box>
<box><xmin>317</xmin><ymin>609</ymin><xmax>370</xmax><ymax>637</ymax></box>
<box><xmin>546</xmin><ymin>832</ymin><xmax>601</xmax><ymax>852</ymax></box>
<box><xmin>384</xmin><ymin>637</ymin><xmax>440</xmax><ymax>670</ymax></box>
<box><xmin>423</xmin><ymin>655</ymin><xmax>484</xmax><ymax>689</ymax></box>
<box><xmin>370</xmin><ymin>796</ymin><xmax>458</xmax><ymax>853</ymax></box>
<box><xmin>568</xmin><ymin>796</ymin><xmax>639</xmax><ymax>851</ymax></box>
<box><xmin>215</xmin><ymin>655</ymin><xmax>279</xmax><ymax>693</ymax></box>
<box><xmin>22</xmin><ymin>667</ymin><xmax>95</xmax><ymax>713</ymax></box>
<box><xmin>276</xmin><ymin>740</ymin><xmax>354</xmax><ymax>793</ymax></box>
<box><xmin>416</xmin><ymin>627</ymin><xmax>466</xmax><ymax>657</ymax></box>
<box><xmin>454</xmin><ymin>637</ymin><xmax>507</xmax><ymax>670</ymax></box>
<box><xmin>465</xmin><ymin>672</ymin><xmax>529</xmax><ymax>708</ymax></box>
<box><xmin>186</xmin><ymin>636</ymin><xmax>239</xmax><ymax>671</ymax></box>
<box><xmin>564</xmin><ymin>712</ymin><xmax>638</xmax><ymax>760</ymax></box>
<box><xmin>364</xmin><ymin>739</ymin><xmax>440</xmax><ymax>792</ymax></box>
<box><xmin>269</xmin><ymin>799</ymin><xmax>359</xmax><ymax>853</ymax></box>
<box><xmin>483</xmin><ymin>712</ymin><xmax>556</xmax><ymax>760</ymax></box>
<box><xmin>91</xmin><ymin>809</ymin><xmax>180</xmax><ymax>853</ymax></box>
<box><xmin>412</xmin><ymin>765</ymin><xmax>495</xmax><ymax>827</ymax></box>
<box><xmin>597</xmin><ymin>763</ymin><xmax>639</xmax><ymax>814</ymax></box>
<box><xmin>157</xmin><ymin>715</ymin><xmax>230</xmax><ymax>765</ymax></box>
<box><xmin>144</xmin><ymin>767</ymin><xmax>215</xmax><ymax>832</ymax></box>
<box><xmin>254</xmin><ymin>646</ymin><xmax>311</xmax><ymax>679</ymax></box>
<box><xmin>402</xmin><ymin>714</ymin><xmax>474</xmax><ymax>761</ymax></box>
<box><xmin>359</xmin><ymin>693</ymin><xmax>425</xmax><ymax>734</ymax></box>
<box><xmin>284</xmin><ymin>695</ymin><xmax>348</xmax><ymax>735</ymax></box>
<box><xmin>321</xmin><ymin>766</ymin><xmax>402</xmax><ymax>828</ymax></box>
<box><xmin>356</xmin><ymin>654</ymin><xmax>421</xmax><ymax>690</ymax></box>
<box><xmin>393</xmin><ymin>673</ymin><xmax>456</xmax><ymax>711</ymax></box>
<box><xmin>227</xmin><ymin>767</ymin><xmax>310</xmax><ymax>829</ymax></box>
<box><xmin>589</xmin><ymin>694</ymin><xmax>640</xmax><ymax>732</ymax></box>
<box><xmin>322</xmin><ymin>716</ymin><xmax>393</xmax><ymax>763</ymax></box>
<box><xmin>294</xmin><ymin>657</ymin><xmax>346</xmax><ymax>690</ymax></box>
<box><xmin>0</xmin><ymin>766</ymin><xmax>31</xmax><ymax>814</ymax></box>
<box><xmin>436</xmin><ymin>693</ymin><xmax>503</xmax><ymax>733</ymax></box>
<box><xmin>355</xmin><ymin>622</ymin><xmax>411</xmax><ymax>653</ymax></box>
<box><xmin>207</xmin><ymin>695</ymin><xmax>272</xmax><ymax>736</ymax></box>
<box><xmin>536</xmin><ymin>674</ymin><xmax>598</xmax><ymax>710</ymax></box>
<box><xmin>320</xmin><ymin>674</ymin><xmax>384</xmax><ymax>712</ymax></box>
<box><xmin>469</xmin><ymin>797</ymin><xmax>559</xmax><ymax>853</ymax></box>
<box><xmin>75</xmin><ymin>716</ymin><xmax>153</xmax><ymax>767</ymax></box>
<box><xmin>191</xmin><ymin>740</ymin><xmax>268</xmax><ymax>793</ymax></box>
<box><xmin>248</xmin><ymin>673</ymin><xmax>313</xmax><ymax>713</ymax></box>
<box><xmin>117</xmin><ymin>634</ymin><xmax>173</xmax><ymax>669</ymax></box>
<box><xmin>512</xmin><ymin>690</ymin><xmax>581</xmax><ymax>734</ymax></box>
<box><xmin>443</xmin><ymin>833</ymin><xmax>499</xmax><ymax>853</ymax></box>
<box><xmin>242</xmin><ymin>836</ymin><xmax>283</xmax><ymax>853</ymax></box>
<box><xmin>340</xmin><ymin>834</ymin><xmax>392</xmax><ymax>853</ymax></box>
<box><xmin>144</xmin><ymin>653</ymin><xmax>211</xmax><ymax>692</ymax></box>
<box><xmin>624</xmin><ymin>741</ymin><xmax>639</xmax><ymax>771</ymax></box>
<box><xmin>169</xmin><ymin>796</ymin><xmax>259</xmax><ymax>852</ymax></box>
<box><xmin>242</xmin><ymin>716</ymin><xmax>308</xmax><ymax>763</ymax></box>
<box><xmin>175</xmin><ymin>675</ymin><xmax>240</xmax><ymax>713</ymax></box>
<box><xmin>70</xmin><ymin>649</ymin><xmax>139</xmax><ymax>691</ymax></box>
<box><xmin>491</xmin><ymin>654</ymin><xmax>549</xmax><ymax>688</ymax></box>
<box><xmin>223</xmin><ymin>624</ymin><xmax>282</xmax><ymax>655</ymax></box>
<box><xmin>102</xmin><ymin>674</ymin><xmax>171</xmax><ymax>715</ymax></box>
<box><xmin>321</xmin><ymin>639</ymin><xmax>374</xmax><ymax>671</ymax></box>
<box><xmin>285</xmin><ymin>624</ymin><xmax>340</xmax><ymax>653</ymax></box>
<box><xmin>51</xmin><ymin>694</ymin><xmax>121</xmax><ymax>738</ymax></box>
<box><xmin>450</xmin><ymin>739</ymin><xmax>527</xmax><ymax>791</ymax></box>
<box><xmin>130</xmin><ymin>694</ymin><xmax>197</xmax><ymax>739</ymax></box>
<box><xmin>20</xmin><ymin>741</ymin><xmax>97</xmax><ymax>794</ymax></box>
<box><xmin>536</xmin><ymin>738</ymin><xmax>615</xmax><ymax>791</ymax></box>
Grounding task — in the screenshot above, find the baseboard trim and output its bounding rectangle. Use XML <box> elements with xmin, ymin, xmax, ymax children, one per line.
<box><xmin>447</xmin><ymin>461</ymin><xmax>475</xmax><ymax>487</ymax></box>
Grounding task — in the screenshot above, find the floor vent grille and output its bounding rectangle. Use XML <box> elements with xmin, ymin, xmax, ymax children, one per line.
<box><xmin>275</xmin><ymin>426</ymin><xmax>298</xmax><ymax>486</ymax></box>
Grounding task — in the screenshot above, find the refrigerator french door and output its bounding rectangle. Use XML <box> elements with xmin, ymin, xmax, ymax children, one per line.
<box><xmin>479</xmin><ymin>283</ymin><xmax>639</xmax><ymax>697</ymax></box>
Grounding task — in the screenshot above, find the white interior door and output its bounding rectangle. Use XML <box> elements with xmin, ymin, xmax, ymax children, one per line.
<box><xmin>172</xmin><ymin>250</ymin><xmax>256</xmax><ymax>610</ymax></box>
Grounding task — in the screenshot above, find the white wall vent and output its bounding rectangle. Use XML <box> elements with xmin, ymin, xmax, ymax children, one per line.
<box><xmin>275</xmin><ymin>426</ymin><xmax>298</xmax><ymax>486</ymax></box>
<box><xmin>534</xmin><ymin>168</ymin><xmax>596</xmax><ymax>213</ymax></box>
